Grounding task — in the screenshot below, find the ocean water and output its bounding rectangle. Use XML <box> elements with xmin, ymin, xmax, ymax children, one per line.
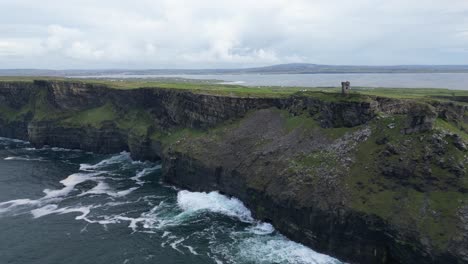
<box><xmin>0</xmin><ymin>137</ymin><xmax>342</xmax><ymax>264</ymax></box>
<box><xmin>73</xmin><ymin>73</ymin><xmax>468</xmax><ymax>90</ymax></box>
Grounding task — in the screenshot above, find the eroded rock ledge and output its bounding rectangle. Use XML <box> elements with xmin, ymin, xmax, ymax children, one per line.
<box><xmin>0</xmin><ymin>80</ymin><xmax>467</xmax><ymax>263</ymax></box>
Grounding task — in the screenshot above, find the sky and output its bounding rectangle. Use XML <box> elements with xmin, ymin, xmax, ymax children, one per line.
<box><xmin>1</xmin><ymin>0</ymin><xmax>468</xmax><ymax>69</ymax></box>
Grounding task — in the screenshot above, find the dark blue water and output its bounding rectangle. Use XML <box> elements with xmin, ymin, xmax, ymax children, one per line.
<box><xmin>0</xmin><ymin>137</ymin><xmax>341</xmax><ymax>264</ymax></box>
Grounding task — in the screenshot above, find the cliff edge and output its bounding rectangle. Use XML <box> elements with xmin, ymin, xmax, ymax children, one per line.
<box><xmin>0</xmin><ymin>80</ymin><xmax>467</xmax><ymax>263</ymax></box>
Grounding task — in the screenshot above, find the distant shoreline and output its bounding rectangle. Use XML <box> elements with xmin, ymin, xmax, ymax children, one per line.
<box><xmin>2</xmin><ymin>63</ymin><xmax>468</xmax><ymax>77</ymax></box>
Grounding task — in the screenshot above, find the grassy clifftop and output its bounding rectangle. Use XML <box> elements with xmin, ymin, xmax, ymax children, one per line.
<box><xmin>2</xmin><ymin>76</ymin><xmax>468</xmax><ymax>101</ymax></box>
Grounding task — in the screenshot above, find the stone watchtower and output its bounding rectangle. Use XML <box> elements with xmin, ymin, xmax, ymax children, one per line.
<box><xmin>341</xmin><ymin>81</ymin><xmax>351</xmax><ymax>95</ymax></box>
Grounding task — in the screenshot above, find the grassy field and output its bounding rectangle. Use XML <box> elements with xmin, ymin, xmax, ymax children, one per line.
<box><xmin>1</xmin><ymin>76</ymin><xmax>468</xmax><ymax>100</ymax></box>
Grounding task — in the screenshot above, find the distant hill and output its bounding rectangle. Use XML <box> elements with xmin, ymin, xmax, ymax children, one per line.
<box><xmin>2</xmin><ymin>63</ymin><xmax>468</xmax><ymax>76</ymax></box>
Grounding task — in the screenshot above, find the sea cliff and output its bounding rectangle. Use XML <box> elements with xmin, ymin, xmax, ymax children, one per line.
<box><xmin>0</xmin><ymin>80</ymin><xmax>467</xmax><ymax>263</ymax></box>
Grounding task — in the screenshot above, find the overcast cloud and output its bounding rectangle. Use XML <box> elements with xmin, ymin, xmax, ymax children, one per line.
<box><xmin>1</xmin><ymin>0</ymin><xmax>468</xmax><ymax>69</ymax></box>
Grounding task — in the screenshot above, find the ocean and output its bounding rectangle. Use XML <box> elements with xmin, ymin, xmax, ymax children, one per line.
<box><xmin>0</xmin><ymin>137</ymin><xmax>341</xmax><ymax>264</ymax></box>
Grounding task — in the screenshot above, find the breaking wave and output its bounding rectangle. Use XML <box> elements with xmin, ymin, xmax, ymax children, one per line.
<box><xmin>177</xmin><ymin>190</ymin><xmax>254</xmax><ymax>223</ymax></box>
<box><xmin>79</xmin><ymin>151</ymin><xmax>132</xmax><ymax>171</ymax></box>
<box><xmin>175</xmin><ymin>190</ymin><xmax>339</xmax><ymax>264</ymax></box>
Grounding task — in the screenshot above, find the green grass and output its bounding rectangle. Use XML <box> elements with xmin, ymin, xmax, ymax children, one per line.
<box><xmin>0</xmin><ymin>105</ymin><xmax>27</xmax><ymax>121</ymax></box>
<box><xmin>295</xmin><ymin>150</ymin><xmax>341</xmax><ymax>174</ymax></box>
<box><xmin>279</xmin><ymin>110</ymin><xmax>361</xmax><ymax>139</ymax></box>
<box><xmin>61</xmin><ymin>104</ymin><xmax>155</xmax><ymax>135</ymax></box>
<box><xmin>0</xmin><ymin>88</ymin><xmax>66</xmax><ymax>122</ymax></box>
<box><xmin>62</xmin><ymin>103</ymin><xmax>117</xmax><ymax>127</ymax></box>
<box><xmin>115</xmin><ymin>109</ymin><xmax>154</xmax><ymax>136</ymax></box>
<box><xmin>351</xmin><ymin>87</ymin><xmax>468</xmax><ymax>100</ymax></box>
<box><xmin>151</xmin><ymin>128</ymin><xmax>207</xmax><ymax>155</ymax></box>
<box><xmin>434</xmin><ymin>118</ymin><xmax>468</xmax><ymax>141</ymax></box>
<box><xmin>32</xmin><ymin>89</ymin><xmax>67</xmax><ymax>121</ymax></box>
<box><xmin>282</xmin><ymin>112</ymin><xmax>320</xmax><ymax>132</ymax></box>
<box><xmin>0</xmin><ymin>88</ymin><xmax>67</xmax><ymax>122</ymax></box>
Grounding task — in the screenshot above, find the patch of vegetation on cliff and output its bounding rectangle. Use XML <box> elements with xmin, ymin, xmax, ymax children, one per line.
<box><xmin>434</xmin><ymin>118</ymin><xmax>468</xmax><ymax>141</ymax></box>
<box><xmin>152</xmin><ymin>128</ymin><xmax>204</xmax><ymax>146</ymax></box>
<box><xmin>162</xmin><ymin>117</ymin><xmax>249</xmax><ymax>147</ymax></box>
<box><xmin>115</xmin><ymin>109</ymin><xmax>154</xmax><ymax>136</ymax></box>
<box><xmin>32</xmin><ymin>89</ymin><xmax>69</xmax><ymax>121</ymax></box>
<box><xmin>155</xmin><ymin>110</ymin><xmax>278</xmax><ymax>159</ymax></box>
<box><xmin>345</xmin><ymin>115</ymin><xmax>467</xmax><ymax>250</ymax></box>
<box><xmin>0</xmin><ymin>104</ymin><xmax>30</xmax><ymax>122</ymax></box>
<box><xmin>156</xmin><ymin>108</ymin><xmax>363</xmax><ymax>162</ymax></box>
<box><xmin>281</xmin><ymin>112</ymin><xmax>320</xmax><ymax>132</ymax></box>
<box><xmin>0</xmin><ymin>88</ymin><xmax>64</xmax><ymax>122</ymax></box>
<box><xmin>287</xmin><ymin>150</ymin><xmax>346</xmax><ymax>187</ymax></box>
<box><xmin>279</xmin><ymin>110</ymin><xmax>360</xmax><ymax>139</ymax></box>
<box><xmin>298</xmin><ymin>151</ymin><xmax>339</xmax><ymax>168</ymax></box>
<box><xmin>60</xmin><ymin>103</ymin><xmax>155</xmax><ymax>137</ymax></box>
<box><xmin>62</xmin><ymin>103</ymin><xmax>117</xmax><ymax>127</ymax></box>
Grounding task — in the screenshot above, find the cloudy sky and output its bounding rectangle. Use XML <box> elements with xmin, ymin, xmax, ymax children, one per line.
<box><xmin>1</xmin><ymin>0</ymin><xmax>468</xmax><ymax>69</ymax></box>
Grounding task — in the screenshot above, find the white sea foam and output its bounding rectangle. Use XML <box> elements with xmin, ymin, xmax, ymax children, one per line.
<box><xmin>79</xmin><ymin>181</ymin><xmax>139</xmax><ymax>198</ymax></box>
<box><xmin>4</xmin><ymin>156</ymin><xmax>44</xmax><ymax>161</ymax></box>
<box><xmin>0</xmin><ymin>198</ymin><xmax>38</xmax><ymax>207</ymax></box>
<box><xmin>170</xmin><ymin>237</ymin><xmax>186</xmax><ymax>254</ymax></box>
<box><xmin>43</xmin><ymin>172</ymin><xmax>105</xmax><ymax>199</ymax></box>
<box><xmin>234</xmin><ymin>236</ymin><xmax>340</xmax><ymax>264</ymax></box>
<box><xmin>21</xmin><ymin>146</ymin><xmax>80</xmax><ymax>152</ymax></box>
<box><xmin>63</xmin><ymin>199</ymin><xmax>174</xmax><ymax>232</ymax></box>
<box><xmin>132</xmin><ymin>201</ymin><xmax>179</xmax><ymax>230</ymax></box>
<box><xmin>0</xmin><ymin>155</ymin><xmax>115</xmax><ymax>216</ymax></box>
<box><xmin>30</xmin><ymin>204</ymin><xmax>59</xmax><ymax>218</ymax></box>
<box><xmin>0</xmin><ymin>137</ymin><xmax>28</xmax><ymax>143</ymax></box>
<box><xmin>103</xmin><ymin>200</ymin><xmax>134</xmax><ymax>207</ymax></box>
<box><xmin>32</xmin><ymin>205</ymin><xmax>93</xmax><ymax>221</ymax></box>
<box><xmin>50</xmin><ymin>147</ymin><xmax>82</xmax><ymax>152</ymax></box>
<box><xmin>177</xmin><ymin>190</ymin><xmax>254</xmax><ymax>223</ymax></box>
<box><xmin>0</xmin><ymin>198</ymin><xmax>39</xmax><ymax>214</ymax></box>
<box><xmin>79</xmin><ymin>151</ymin><xmax>131</xmax><ymax>171</ymax></box>
<box><xmin>247</xmin><ymin>222</ymin><xmax>275</xmax><ymax>235</ymax></box>
<box><xmin>176</xmin><ymin>190</ymin><xmax>340</xmax><ymax>263</ymax></box>
<box><xmin>78</xmin><ymin>181</ymin><xmax>111</xmax><ymax>196</ymax></box>
<box><xmin>0</xmin><ymin>143</ymin><xmax>342</xmax><ymax>263</ymax></box>
<box><xmin>113</xmin><ymin>187</ymin><xmax>139</xmax><ymax>197</ymax></box>
<box><xmin>131</xmin><ymin>165</ymin><xmax>161</xmax><ymax>185</ymax></box>
<box><xmin>183</xmin><ymin>245</ymin><xmax>199</xmax><ymax>255</ymax></box>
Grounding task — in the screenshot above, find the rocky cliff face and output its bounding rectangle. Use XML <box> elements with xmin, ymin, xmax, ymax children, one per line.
<box><xmin>0</xmin><ymin>80</ymin><xmax>467</xmax><ymax>264</ymax></box>
<box><xmin>161</xmin><ymin>108</ymin><xmax>467</xmax><ymax>264</ymax></box>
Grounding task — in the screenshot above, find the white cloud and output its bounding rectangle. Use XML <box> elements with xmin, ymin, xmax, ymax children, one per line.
<box><xmin>0</xmin><ymin>0</ymin><xmax>468</xmax><ymax>68</ymax></box>
<box><xmin>0</xmin><ymin>38</ymin><xmax>44</xmax><ymax>57</ymax></box>
<box><xmin>44</xmin><ymin>25</ymin><xmax>83</xmax><ymax>50</ymax></box>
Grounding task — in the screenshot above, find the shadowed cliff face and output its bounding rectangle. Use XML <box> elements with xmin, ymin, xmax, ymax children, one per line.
<box><xmin>0</xmin><ymin>80</ymin><xmax>467</xmax><ymax>264</ymax></box>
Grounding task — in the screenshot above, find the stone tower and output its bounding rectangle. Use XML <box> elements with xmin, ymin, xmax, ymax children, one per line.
<box><xmin>341</xmin><ymin>81</ymin><xmax>351</xmax><ymax>95</ymax></box>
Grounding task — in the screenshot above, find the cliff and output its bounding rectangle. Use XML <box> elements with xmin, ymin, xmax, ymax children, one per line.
<box><xmin>0</xmin><ymin>80</ymin><xmax>467</xmax><ymax>263</ymax></box>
